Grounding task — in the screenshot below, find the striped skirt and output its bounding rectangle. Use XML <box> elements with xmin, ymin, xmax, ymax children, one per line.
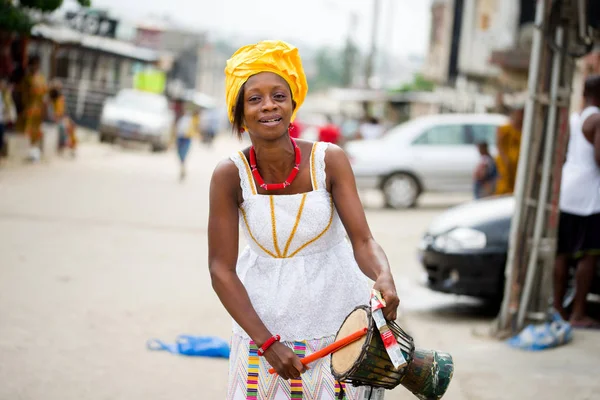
<box><xmin>226</xmin><ymin>335</ymin><xmax>380</xmax><ymax>400</ymax></box>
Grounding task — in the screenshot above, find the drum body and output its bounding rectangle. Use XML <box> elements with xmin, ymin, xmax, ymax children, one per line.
<box><xmin>331</xmin><ymin>305</ymin><xmax>454</xmax><ymax>399</ymax></box>
<box><xmin>330</xmin><ymin>305</ymin><xmax>414</xmax><ymax>390</ymax></box>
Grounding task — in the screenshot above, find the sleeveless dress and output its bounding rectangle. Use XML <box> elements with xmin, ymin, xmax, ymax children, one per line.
<box><xmin>226</xmin><ymin>141</ymin><xmax>373</xmax><ymax>400</ymax></box>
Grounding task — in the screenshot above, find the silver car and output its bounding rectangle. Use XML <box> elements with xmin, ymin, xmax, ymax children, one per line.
<box><xmin>99</xmin><ymin>89</ymin><xmax>175</xmax><ymax>152</ymax></box>
<box><xmin>345</xmin><ymin>113</ymin><xmax>508</xmax><ymax>208</ymax></box>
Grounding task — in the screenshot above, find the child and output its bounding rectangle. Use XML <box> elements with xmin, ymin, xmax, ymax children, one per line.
<box><xmin>49</xmin><ymin>81</ymin><xmax>76</xmax><ymax>157</ymax></box>
<box><xmin>473</xmin><ymin>141</ymin><xmax>498</xmax><ymax>199</ymax></box>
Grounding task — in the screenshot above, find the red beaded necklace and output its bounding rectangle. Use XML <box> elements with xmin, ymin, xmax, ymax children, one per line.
<box><xmin>249</xmin><ymin>138</ymin><xmax>301</xmax><ymax>191</ymax></box>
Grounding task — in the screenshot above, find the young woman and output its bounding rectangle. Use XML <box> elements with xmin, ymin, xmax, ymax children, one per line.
<box><xmin>209</xmin><ymin>41</ymin><xmax>399</xmax><ymax>399</ymax></box>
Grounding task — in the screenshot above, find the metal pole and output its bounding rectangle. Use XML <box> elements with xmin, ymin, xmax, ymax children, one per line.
<box><xmin>496</xmin><ymin>0</ymin><xmax>547</xmax><ymax>334</ymax></box>
<box><xmin>517</xmin><ymin>26</ymin><xmax>565</xmax><ymax>328</ymax></box>
<box><xmin>365</xmin><ymin>0</ymin><xmax>381</xmax><ymax>88</ymax></box>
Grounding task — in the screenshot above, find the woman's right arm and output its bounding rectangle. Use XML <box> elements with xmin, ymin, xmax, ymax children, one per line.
<box><xmin>208</xmin><ymin>160</ymin><xmax>305</xmax><ymax>380</ymax></box>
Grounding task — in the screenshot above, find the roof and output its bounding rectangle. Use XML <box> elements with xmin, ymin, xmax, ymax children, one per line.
<box><xmin>31</xmin><ymin>23</ymin><xmax>159</xmax><ymax>62</ymax></box>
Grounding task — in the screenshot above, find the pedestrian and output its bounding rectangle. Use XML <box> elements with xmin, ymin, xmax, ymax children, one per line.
<box><xmin>174</xmin><ymin>107</ymin><xmax>199</xmax><ymax>181</ymax></box>
<box><xmin>554</xmin><ymin>74</ymin><xmax>600</xmax><ymax>328</ymax></box>
<box><xmin>318</xmin><ymin>115</ymin><xmax>342</xmax><ymax>145</ymax></box>
<box><xmin>473</xmin><ymin>141</ymin><xmax>498</xmax><ymax>199</ymax></box>
<box><xmin>0</xmin><ymin>78</ymin><xmax>17</xmax><ymax>158</ymax></box>
<box><xmin>494</xmin><ymin>106</ymin><xmax>524</xmax><ymax>195</ymax></box>
<box><xmin>356</xmin><ymin>116</ymin><xmax>384</xmax><ymax>140</ymax></box>
<box><xmin>48</xmin><ymin>80</ymin><xmax>77</xmax><ymax>157</ymax></box>
<box><xmin>209</xmin><ymin>40</ymin><xmax>400</xmax><ymax>400</ymax></box>
<box><xmin>21</xmin><ymin>55</ymin><xmax>47</xmax><ymax>159</ymax></box>
<box><xmin>200</xmin><ymin>107</ymin><xmax>219</xmax><ymax>147</ymax></box>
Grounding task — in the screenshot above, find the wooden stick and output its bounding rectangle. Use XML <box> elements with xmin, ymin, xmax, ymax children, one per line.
<box><xmin>268</xmin><ymin>327</ymin><xmax>368</xmax><ymax>375</ymax></box>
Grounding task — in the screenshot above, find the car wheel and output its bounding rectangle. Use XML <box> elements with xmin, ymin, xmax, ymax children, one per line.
<box><xmin>382</xmin><ymin>173</ymin><xmax>420</xmax><ymax>209</ymax></box>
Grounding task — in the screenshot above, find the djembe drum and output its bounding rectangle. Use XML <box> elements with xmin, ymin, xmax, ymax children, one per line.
<box><xmin>331</xmin><ymin>306</ymin><xmax>454</xmax><ymax>399</ymax></box>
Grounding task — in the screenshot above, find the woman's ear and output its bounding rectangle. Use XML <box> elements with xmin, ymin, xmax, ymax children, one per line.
<box><xmin>292</xmin><ymin>100</ymin><xmax>297</xmax><ymax>111</ymax></box>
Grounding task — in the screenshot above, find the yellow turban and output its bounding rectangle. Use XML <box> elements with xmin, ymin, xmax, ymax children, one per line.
<box><xmin>224</xmin><ymin>40</ymin><xmax>308</xmax><ymax>124</ymax></box>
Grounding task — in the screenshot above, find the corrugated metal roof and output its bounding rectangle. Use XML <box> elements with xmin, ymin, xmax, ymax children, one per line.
<box><xmin>31</xmin><ymin>23</ymin><xmax>159</xmax><ymax>62</ymax></box>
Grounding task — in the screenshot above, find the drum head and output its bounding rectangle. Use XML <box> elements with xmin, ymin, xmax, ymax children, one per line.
<box><xmin>331</xmin><ymin>307</ymin><xmax>370</xmax><ymax>376</ymax></box>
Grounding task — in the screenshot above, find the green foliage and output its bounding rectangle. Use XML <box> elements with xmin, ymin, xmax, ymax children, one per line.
<box><xmin>0</xmin><ymin>2</ymin><xmax>34</xmax><ymax>33</ymax></box>
<box><xmin>0</xmin><ymin>0</ymin><xmax>92</xmax><ymax>34</ymax></box>
<box><xmin>392</xmin><ymin>73</ymin><xmax>435</xmax><ymax>93</ymax></box>
<box><xmin>19</xmin><ymin>0</ymin><xmax>63</xmax><ymax>12</ymax></box>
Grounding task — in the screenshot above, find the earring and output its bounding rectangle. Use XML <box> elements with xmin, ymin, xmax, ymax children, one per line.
<box><xmin>288</xmin><ymin>123</ymin><xmax>296</xmax><ymax>136</ymax></box>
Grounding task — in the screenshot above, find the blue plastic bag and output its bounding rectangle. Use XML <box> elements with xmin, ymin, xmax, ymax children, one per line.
<box><xmin>147</xmin><ymin>335</ymin><xmax>230</xmax><ymax>358</ymax></box>
<box><xmin>506</xmin><ymin>311</ymin><xmax>573</xmax><ymax>351</ymax></box>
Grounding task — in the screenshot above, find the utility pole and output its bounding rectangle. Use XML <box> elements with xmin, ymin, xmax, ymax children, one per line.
<box><xmin>342</xmin><ymin>12</ymin><xmax>359</xmax><ymax>88</ymax></box>
<box><xmin>364</xmin><ymin>0</ymin><xmax>381</xmax><ymax>89</ymax></box>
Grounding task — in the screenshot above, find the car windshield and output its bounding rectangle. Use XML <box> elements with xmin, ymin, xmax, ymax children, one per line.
<box><xmin>114</xmin><ymin>91</ymin><xmax>166</xmax><ymax>113</ymax></box>
<box><xmin>381</xmin><ymin>119</ymin><xmax>428</xmax><ymax>142</ymax></box>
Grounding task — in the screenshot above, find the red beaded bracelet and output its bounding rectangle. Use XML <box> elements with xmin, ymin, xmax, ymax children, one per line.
<box><xmin>257</xmin><ymin>334</ymin><xmax>281</xmax><ymax>356</ymax></box>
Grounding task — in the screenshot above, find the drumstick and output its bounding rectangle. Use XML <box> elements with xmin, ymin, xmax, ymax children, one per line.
<box><xmin>268</xmin><ymin>327</ymin><xmax>368</xmax><ymax>375</ymax></box>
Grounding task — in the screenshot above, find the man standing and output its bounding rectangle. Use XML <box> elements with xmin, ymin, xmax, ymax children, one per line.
<box><xmin>554</xmin><ymin>75</ymin><xmax>600</xmax><ymax>327</ymax></box>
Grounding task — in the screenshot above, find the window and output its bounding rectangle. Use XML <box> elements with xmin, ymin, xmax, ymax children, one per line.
<box><xmin>412</xmin><ymin>124</ymin><xmax>466</xmax><ymax>145</ymax></box>
<box><xmin>465</xmin><ymin>124</ymin><xmax>497</xmax><ymax>145</ymax></box>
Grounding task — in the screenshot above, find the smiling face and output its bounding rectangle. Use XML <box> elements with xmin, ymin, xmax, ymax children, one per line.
<box><xmin>242</xmin><ymin>72</ymin><xmax>295</xmax><ymax>140</ymax></box>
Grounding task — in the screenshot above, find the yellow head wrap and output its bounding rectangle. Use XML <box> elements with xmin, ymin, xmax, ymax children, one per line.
<box><xmin>224</xmin><ymin>40</ymin><xmax>308</xmax><ymax>124</ymax></box>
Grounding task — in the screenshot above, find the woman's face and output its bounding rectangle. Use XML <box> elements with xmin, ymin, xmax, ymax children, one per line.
<box><xmin>243</xmin><ymin>72</ymin><xmax>294</xmax><ymax>140</ymax></box>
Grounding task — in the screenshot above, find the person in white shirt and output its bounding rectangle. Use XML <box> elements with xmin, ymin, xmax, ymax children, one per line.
<box><xmin>554</xmin><ymin>75</ymin><xmax>600</xmax><ymax>328</ymax></box>
<box><xmin>357</xmin><ymin>116</ymin><xmax>384</xmax><ymax>140</ymax></box>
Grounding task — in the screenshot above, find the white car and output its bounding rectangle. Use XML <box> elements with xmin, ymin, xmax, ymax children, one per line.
<box><xmin>99</xmin><ymin>89</ymin><xmax>175</xmax><ymax>152</ymax></box>
<box><xmin>345</xmin><ymin>113</ymin><xmax>509</xmax><ymax>208</ymax></box>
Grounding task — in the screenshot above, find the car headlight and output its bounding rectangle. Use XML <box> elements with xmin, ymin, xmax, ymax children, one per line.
<box><xmin>433</xmin><ymin>227</ymin><xmax>487</xmax><ymax>252</ymax></box>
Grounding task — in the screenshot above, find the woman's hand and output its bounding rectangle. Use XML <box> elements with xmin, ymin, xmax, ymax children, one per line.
<box><xmin>373</xmin><ymin>272</ymin><xmax>400</xmax><ymax>321</ymax></box>
<box><xmin>263</xmin><ymin>342</ymin><xmax>306</xmax><ymax>380</ymax></box>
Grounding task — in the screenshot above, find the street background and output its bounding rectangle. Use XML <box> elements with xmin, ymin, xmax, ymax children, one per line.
<box><xmin>1</xmin><ymin>136</ymin><xmax>600</xmax><ymax>400</ymax></box>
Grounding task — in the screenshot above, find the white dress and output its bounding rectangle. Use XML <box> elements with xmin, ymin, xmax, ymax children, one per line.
<box><xmin>226</xmin><ymin>141</ymin><xmax>373</xmax><ymax>400</ymax></box>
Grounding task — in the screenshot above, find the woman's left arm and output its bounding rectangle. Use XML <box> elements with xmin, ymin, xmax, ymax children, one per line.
<box><xmin>326</xmin><ymin>144</ymin><xmax>400</xmax><ymax>320</ymax></box>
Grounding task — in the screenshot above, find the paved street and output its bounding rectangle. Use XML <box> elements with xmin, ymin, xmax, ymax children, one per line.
<box><xmin>1</xmin><ymin>136</ymin><xmax>599</xmax><ymax>400</ymax></box>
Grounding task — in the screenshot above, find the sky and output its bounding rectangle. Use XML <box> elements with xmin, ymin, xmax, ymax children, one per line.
<box><xmin>71</xmin><ymin>0</ymin><xmax>432</xmax><ymax>58</ymax></box>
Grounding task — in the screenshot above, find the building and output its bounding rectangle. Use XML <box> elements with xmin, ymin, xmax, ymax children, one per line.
<box><xmin>29</xmin><ymin>22</ymin><xmax>161</xmax><ymax>129</ymax></box>
<box><xmin>134</xmin><ymin>17</ymin><xmax>207</xmax><ymax>96</ymax></box>
<box><xmin>422</xmin><ymin>0</ymin><xmax>536</xmax><ymax>112</ymax></box>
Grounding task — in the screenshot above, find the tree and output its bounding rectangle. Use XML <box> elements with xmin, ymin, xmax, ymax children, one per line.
<box><xmin>309</xmin><ymin>47</ymin><xmax>346</xmax><ymax>92</ymax></box>
<box><xmin>392</xmin><ymin>73</ymin><xmax>435</xmax><ymax>93</ymax></box>
<box><xmin>0</xmin><ymin>0</ymin><xmax>91</xmax><ymax>34</ymax></box>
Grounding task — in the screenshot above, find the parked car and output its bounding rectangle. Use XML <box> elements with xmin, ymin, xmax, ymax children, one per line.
<box><xmin>345</xmin><ymin>113</ymin><xmax>509</xmax><ymax>208</ymax></box>
<box><xmin>99</xmin><ymin>89</ymin><xmax>175</xmax><ymax>152</ymax></box>
<box><xmin>418</xmin><ymin>195</ymin><xmax>600</xmax><ymax>307</ymax></box>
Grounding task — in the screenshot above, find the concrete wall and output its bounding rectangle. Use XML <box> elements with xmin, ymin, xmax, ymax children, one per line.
<box><xmin>457</xmin><ymin>0</ymin><xmax>520</xmax><ymax>78</ymax></box>
<box><xmin>423</xmin><ymin>0</ymin><xmax>455</xmax><ymax>84</ymax></box>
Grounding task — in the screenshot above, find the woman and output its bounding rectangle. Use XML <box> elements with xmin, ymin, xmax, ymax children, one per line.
<box><xmin>208</xmin><ymin>41</ymin><xmax>399</xmax><ymax>400</ymax></box>
<box><xmin>495</xmin><ymin>107</ymin><xmax>524</xmax><ymax>195</ymax></box>
<box><xmin>22</xmin><ymin>55</ymin><xmax>47</xmax><ymax>149</ymax></box>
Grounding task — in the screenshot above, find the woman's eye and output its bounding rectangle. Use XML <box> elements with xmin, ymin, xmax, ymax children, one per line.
<box><xmin>274</xmin><ymin>94</ymin><xmax>286</xmax><ymax>100</ymax></box>
<box><xmin>248</xmin><ymin>97</ymin><xmax>260</xmax><ymax>102</ymax></box>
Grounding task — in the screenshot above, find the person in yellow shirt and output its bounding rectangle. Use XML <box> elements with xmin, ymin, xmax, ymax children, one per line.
<box><xmin>175</xmin><ymin>107</ymin><xmax>200</xmax><ymax>180</ymax></box>
<box><xmin>495</xmin><ymin>107</ymin><xmax>524</xmax><ymax>195</ymax></box>
<box><xmin>22</xmin><ymin>56</ymin><xmax>47</xmax><ymax>149</ymax></box>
